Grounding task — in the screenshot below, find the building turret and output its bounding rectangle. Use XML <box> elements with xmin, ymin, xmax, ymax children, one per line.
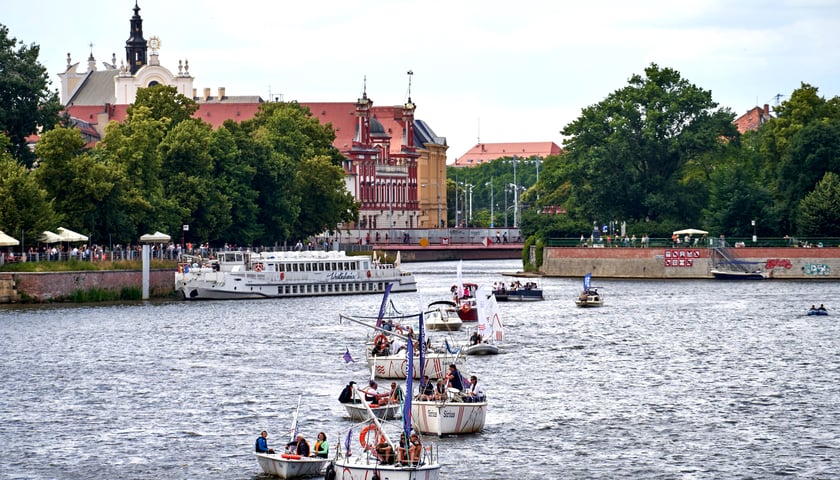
<box><xmin>125</xmin><ymin>1</ymin><xmax>147</xmax><ymax>74</ymax></box>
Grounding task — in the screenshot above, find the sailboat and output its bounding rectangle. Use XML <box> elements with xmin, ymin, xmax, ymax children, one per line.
<box><xmin>462</xmin><ymin>286</ymin><xmax>503</xmax><ymax>355</ymax></box>
<box><xmin>255</xmin><ymin>396</ymin><xmax>330</xmax><ymax>478</ymax></box>
<box><xmin>411</xmin><ymin>309</ymin><xmax>488</xmax><ymax>435</ymax></box>
<box><xmin>327</xmin><ymin>338</ymin><xmax>442</xmax><ymax>480</ymax></box>
<box><xmin>575</xmin><ymin>272</ymin><xmax>604</xmax><ymax>307</ymax></box>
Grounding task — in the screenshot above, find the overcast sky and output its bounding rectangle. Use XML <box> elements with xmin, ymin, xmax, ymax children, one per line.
<box><xmin>5</xmin><ymin>1</ymin><xmax>840</xmax><ymax>163</ymax></box>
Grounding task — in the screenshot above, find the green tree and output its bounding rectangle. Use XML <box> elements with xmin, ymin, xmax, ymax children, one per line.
<box><xmin>293</xmin><ymin>155</ymin><xmax>358</xmax><ymax>238</ymax></box>
<box><xmin>212</xmin><ymin>123</ymin><xmax>261</xmax><ymax>245</ymax></box>
<box><xmin>0</xmin><ymin>134</ymin><xmax>60</xmax><ymax>243</ymax></box>
<box><xmin>559</xmin><ymin>63</ymin><xmax>737</xmax><ymax>227</ymax></box>
<box><xmin>128</xmin><ymin>84</ymin><xmax>198</xmax><ymax>131</ymax></box>
<box><xmin>0</xmin><ymin>24</ymin><xmax>63</xmax><ymax>167</ymax></box>
<box><xmin>798</xmin><ymin>172</ymin><xmax>840</xmax><ymax>237</ymax></box>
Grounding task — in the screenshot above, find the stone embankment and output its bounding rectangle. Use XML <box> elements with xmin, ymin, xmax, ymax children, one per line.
<box><xmin>0</xmin><ymin>270</ymin><xmax>174</xmax><ymax>303</ymax></box>
<box><xmin>542</xmin><ymin>247</ymin><xmax>840</xmax><ymax>279</ymax></box>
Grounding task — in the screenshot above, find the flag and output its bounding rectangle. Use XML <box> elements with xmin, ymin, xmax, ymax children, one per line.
<box><xmin>375</xmin><ymin>283</ymin><xmax>394</xmax><ymax>328</ymax></box>
<box><xmin>343</xmin><ymin>348</ymin><xmax>355</xmax><ymax>363</ymax></box>
<box><xmin>583</xmin><ymin>272</ymin><xmax>592</xmax><ymax>291</ymax></box>
<box><xmin>444</xmin><ymin>339</ymin><xmax>460</xmax><ymax>355</ymax></box>
<box><xmin>345</xmin><ymin>428</ymin><xmax>353</xmax><ymax>456</ymax></box>
<box><xmin>403</xmin><ymin>338</ymin><xmax>414</xmax><ymax>437</ymax></box>
<box><xmin>482</xmin><ymin>236</ymin><xmax>490</xmax><ymax>247</ymax></box>
<box><xmin>417</xmin><ymin>297</ymin><xmax>426</xmax><ymax>380</ymax></box>
<box><xmin>456</xmin><ymin>260</ymin><xmax>464</xmax><ymax>299</ymax></box>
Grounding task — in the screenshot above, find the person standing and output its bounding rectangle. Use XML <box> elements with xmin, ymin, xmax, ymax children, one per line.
<box><xmin>445</xmin><ymin>364</ymin><xmax>465</xmax><ymax>391</ymax></box>
<box><xmin>255</xmin><ymin>430</ymin><xmax>275</xmax><ymax>454</ymax></box>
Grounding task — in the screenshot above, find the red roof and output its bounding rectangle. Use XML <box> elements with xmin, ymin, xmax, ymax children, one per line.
<box><xmin>453</xmin><ymin>141</ymin><xmax>562</xmax><ymax>166</ymax></box>
<box><xmin>734</xmin><ymin>104</ymin><xmax>773</xmax><ymax>134</ymax></box>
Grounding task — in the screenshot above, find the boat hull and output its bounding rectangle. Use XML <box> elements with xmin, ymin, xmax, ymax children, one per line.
<box><xmin>255</xmin><ymin>453</ymin><xmax>328</xmax><ymax>478</ymax></box>
<box><xmin>411</xmin><ymin>400</ymin><xmax>487</xmax><ymax>435</ymax></box>
<box><xmin>343</xmin><ymin>402</ymin><xmax>401</xmax><ymax>421</ymax></box>
<box><xmin>463</xmin><ymin>343</ymin><xmax>500</xmax><ymax>355</ymax></box>
<box><xmin>494</xmin><ymin>289</ymin><xmax>544</xmax><ymax>302</ymax></box>
<box><xmin>329</xmin><ymin>457</ymin><xmax>440</xmax><ymax>480</ymax></box>
<box><xmin>367</xmin><ymin>354</ymin><xmax>462</xmax><ymax>380</ymax></box>
<box><xmin>710</xmin><ymin>269</ymin><xmax>766</xmax><ymax>280</ymax></box>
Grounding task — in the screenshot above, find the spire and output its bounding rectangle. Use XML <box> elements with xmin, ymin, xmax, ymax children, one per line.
<box><xmin>87</xmin><ymin>42</ymin><xmax>96</xmax><ymax>72</ymax></box>
<box><xmin>354</xmin><ymin>76</ymin><xmax>373</xmax><ymax>146</ymax></box>
<box><xmin>125</xmin><ymin>0</ymin><xmax>147</xmax><ymax>74</ymax></box>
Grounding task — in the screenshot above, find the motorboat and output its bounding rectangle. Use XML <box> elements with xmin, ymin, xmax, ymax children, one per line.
<box><xmin>175</xmin><ymin>250</ymin><xmax>417</xmax><ymax>300</ymax></box>
<box><xmin>575</xmin><ymin>273</ymin><xmax>604</xmax><ymax>307</ymax></box>
<box><xmin>493</xmin><ymin>280</ymin><xmax>544</xmax><ymax>301</ymax></box>
<box><xmin>424</xmin><ymin>300</ymin><xmax>463</xmax><ymax>331</ymax></box>
<box><xmin>710</xmin><ymin>268</ymin><xmax>767</xmax><ymax>280</ymax></box>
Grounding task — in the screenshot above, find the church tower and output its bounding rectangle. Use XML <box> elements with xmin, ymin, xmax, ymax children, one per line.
<box><xmin>125</xmin><ymin>1</ymin><xmax>148</xmax><ymax>74</ymax></box>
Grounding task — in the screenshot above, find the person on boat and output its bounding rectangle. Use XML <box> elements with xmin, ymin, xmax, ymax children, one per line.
<box><xmin>470</xmin><ymin>331</ymin><xmax>482</xmax><ymax>345</ymax></box>
<box><xmin>375</xmin><ymin>437</ymin><xmax>395</xmax><ymax>464</ymax></box>
<box><xmin>338</xmin><ymin>381</ymin><xmax>361</xmax><ymax>404</ymax></box>
<box><xmin>818</xmin><ymin>304</ymin><xmax>827</xmax><ymax>311</ymax></box>
<box><xmin>313</xmin><ymin>432</ymin><xmax>329</xmax><ymax>458</ymax></box>
<box><xmin>434</xmin><ymin>378</ymin><xmax>447</xmax><ymax>400</ymax></box>
<box><xmin>364</xmin><ymin>380</ymin><xmax>388</xmax><ymax>407</ymax></box>
<box><xmin>255</xmin><ymin>430</ymin><xmax>275</xmax><ymax>454</ymax></box>
<box><xmin>408</xmin><ymin>433</ymin><xmax>423</xmax><ymax>465</ymax></box>
<box><xmin>418</xmin><ymin>375</ymin><xmax>435</xmax><ymax>400</ymax></box>
<box><xmin>463</xmin><ymin>375</ymin><xmax>485</xmax><ymax>402</ymax></box>
<box><xmin>445</xmin><ymin>364</ymin><xmax>466</xmax><ymax>392</ymax></box>
<box><xmin>810</xmin><ymin>305</ymin><xmax>818</xmax><ymax>311</ymax></box>
<box><xmin>389</xmin><ymin>382</ymin><xmax>404</xmax><ymax>404</ymax></box>
<box><xmin>286</xmin><ymin>434</ymin><xmax>310</xmax><ymax>457</ymax></box>
<box><xmin>371</xmin><ymin>334</ymin><xmax>390</xmax><ymax>356</ymax></box>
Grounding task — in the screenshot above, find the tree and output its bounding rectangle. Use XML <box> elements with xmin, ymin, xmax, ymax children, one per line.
<box><xmin>0</xmin><ymin>24</ymin><xmax>63</xmax><ymax>167</ymax></box>
<box><xmin>0</xmin><ymin>134</ymin><xmax>60</xmax><ymax>243</ymax></box>
<box><xmin>798</xmin><ymin>172</ymin><xmax>840</xmax><ymax>237</ymax></box>
<box><xmin>559</xmin><ymin>63</ymin><xmax>737</xmax><ymax>228</ymax></box>
<box><xmin>128</xmin><ymin>84</ymin><xmax>198</xmax><ymax>132</ymax></box>
<box><xmin>293</xmin><ymin>155</ymin><xmax>358</xmax><ymax>238</ymax></box>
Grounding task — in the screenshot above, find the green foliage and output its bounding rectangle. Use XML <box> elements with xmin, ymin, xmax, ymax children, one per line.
<box><xmin>521</xmin><ymin>235</ymin><xmax>535</xmax><ymax>271</ymax></box>
<box><xmin>0</xmin><ymin>24</ymin><xmax>63</xmax><ymax>167</ymax></box>
<box><xmin>0</xmin><ymin>139</ymin><xmax>60</xmax><ymax>240</ymax></box>
<box><xmin>797</xmin><ymin>172</ymin><xmax>840</xmax><ymax>236</ymax></box>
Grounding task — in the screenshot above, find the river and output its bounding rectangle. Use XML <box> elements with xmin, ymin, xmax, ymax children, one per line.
<box><xmin>1</xmin><ymin>259</ymin><xmax>839</xmax><ymax>479</ymax></box>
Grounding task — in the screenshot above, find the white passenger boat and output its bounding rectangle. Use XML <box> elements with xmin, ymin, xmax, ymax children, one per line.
<box><xmin>175</xmin><ymin>250</ymin><xmax>416</xmax><ymax>300</ymax></box>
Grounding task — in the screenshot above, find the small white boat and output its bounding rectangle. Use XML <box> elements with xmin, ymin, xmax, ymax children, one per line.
<box><xmin>255</xmin><ymin>452</ymin><xmax>328</xmax><ymax>479</ymax></box>
<box><xmin>343</xmin><ymin>402</ymin><xmax>401</xmax><ymax>421</ymax></box>
<box><xmin>575</xmin><ymin>273</ymin><xmax>604</xmax><ymax>307</ymax></box>
<box><xmin>425</xmin><ymin>300</ymin><xmax>463</xmax><ymax>331</ymax></box>
<box><xmin>710</xmin><ymin>268</ymin><xmax>767</xmax><ymax>280</ymax></box>
<box><xmin>176</xmin><ymin>250</ymin><xmax>416</xmax><ymax>300</ymax></box>
<box><xmin>461</xmin><ymin>286</ymin><xmax>504</xmax><ymax>355</ymax></box>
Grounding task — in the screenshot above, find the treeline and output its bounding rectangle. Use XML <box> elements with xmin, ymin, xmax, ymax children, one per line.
<box><xmin>448</xmin><ymin>64</ymin><xmax>840</xmax><ymax>242</ymax></box>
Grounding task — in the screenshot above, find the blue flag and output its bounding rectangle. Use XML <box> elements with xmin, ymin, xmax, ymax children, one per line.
<box><xmin>583</xmin><ymin>273</ymin><xmax>592</xmax><ymax>291</ymax></box>
<box><xmin>345</xmin><ymin>428</ymin><xmax>353</xmax><ymax>456</ymax></box>
<box><xmin>343</xmin><ymin>348</ymin><xmax>355</xmax><ymax>363</ymax></box>
<box><xmin>404</xmin><ymin>338</ymin><xmax>414</xmax><ymax>437</ymax></box>
<box><xmin>376</xmin><ymin>283</ymin><xmax>394</xmax><ymax>328</ymax></box>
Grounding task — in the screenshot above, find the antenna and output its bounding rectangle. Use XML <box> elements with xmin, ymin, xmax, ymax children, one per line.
<box><xmin>773</xmin><ymin>93</ymin><xmax>785</xmax><ymax>106</ymax></box>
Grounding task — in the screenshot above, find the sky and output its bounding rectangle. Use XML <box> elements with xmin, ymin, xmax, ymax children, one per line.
<box><xmin>5</xmin><ymin>1</ymin><xmax>840</xmax><ymax>163</ymax></box>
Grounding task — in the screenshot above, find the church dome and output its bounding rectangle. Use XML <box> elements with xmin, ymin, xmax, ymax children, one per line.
<box><xmin>370</xmin><ymin>118</ymin><xmax>389</xmax><ymax>137</ymax></box>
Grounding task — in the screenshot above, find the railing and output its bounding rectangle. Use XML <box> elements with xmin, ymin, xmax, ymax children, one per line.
<box><xmin>547</xmin><ymin>237</ymin><xmax>840</xmax><ymax>248</ymax></box>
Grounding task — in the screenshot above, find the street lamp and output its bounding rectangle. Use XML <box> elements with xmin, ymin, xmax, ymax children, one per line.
<box><xmin>486</xmin><ymin>179</ymin><xmax>494</xmax><ymax>228</ymax></box>
<box><xmin>509</xmin><ymin>183</ymin><xmax>519</xmax><ymax>227</ymax></box>
<box><xmin>752</xmin><ymin>219</ymin><xmax>756</xmax><ymax>243</ymax></box>
<box><xmin>465</xmin><ymin>183</ymin><xmax>474</xmax><ymax>226</ymax></box>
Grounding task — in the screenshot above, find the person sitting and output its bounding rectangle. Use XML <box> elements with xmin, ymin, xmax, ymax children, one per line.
<box><xmin>396</xmin><ymin>432</ymin><xmax>409</xmax><ymax>464</ymax></box>
<box><xmin>388</xmin><ymin>382</ymin><xmax>404</xmax><ymax>404</ymax></box>
<box><xmin>375</xmin><ymin>438</ymin><xmax>395</xmax><ymax>464</ymax></box>
<box><xmin>286</xmin><ymin>434</ymin><xmax>310</xmax><ymax>457</ymax></box>
<box><xmin>313</xmin><ymin>432</ymin><xmax>329</xmax><ymax>458</ymax></box>
<box><xmin>810</xmin><ymin>304</ymin><xmax>817</xmax><ymax>311</ymax></box>
<box><xmin>418</xmin><ymin>375</ymin><xmax>435</xmax><ymax>400</ymax></box>
<box><xmin>434</xmin><ymin>378</ymin><xmax>447</xmax><ymax>400</ymax></box>
<box><xmin>371</xmin><ymin>334</ymin><xmax>390</xmax><ymax>356</ymax></box>
<box><xmin>408</xmin><ymin>433</ymin><xmax>423</xmax><ymax>465</ymax></box>
<box><xmin>338</xmin><ymin>381</ymin><xmax>361</xmax><ymax>404</ymax></box>
<box><xmin>470</xmin><ymin>331</ymin><xmax>482</xmax><ymax>346</ymax></box>
<box><xmin>463</xmin><ymin>375</ymin><xmax>485</xmax><ymax>402</ymax></box>
<box><xmin>255</xmin><ymin>430</ymin><xmax>275</xmax><ymax>454</ymax></box>
<box><xmin>364</xmin><ymin>380</ymin><xmax>388</xmax><ymax>407</ymax></box>
<box><xmin>818</xmin><ymin>304</ymin><xmax>827</xmax><ymax>311</ymax></box>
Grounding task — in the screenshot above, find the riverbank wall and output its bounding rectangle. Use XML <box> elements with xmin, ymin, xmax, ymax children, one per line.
<box><xmin>542</xmin><ymin>247</ymin><xmax>840</xmax><ymax>279</ymax></box>
<box><xmin>0</xmin><ymin>270</ymin><xmax>174</xmax><ymax>303</ymax></box>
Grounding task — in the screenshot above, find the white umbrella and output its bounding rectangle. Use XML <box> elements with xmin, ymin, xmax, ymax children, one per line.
<box><xmin>0</xmin><ymin>230</ymin><xmax>20</xmax><ymax>246</ymax></box>
<box><xmin>672</xmin><ymin>228</ymin><xmax>708</xmax><ymax>236</ymax></box>
<box><xmin>40</xmin><ymin>231</ymin><xmax>62</xmax><ymax>243</ymax></box>
<box><xmin>139</xmin><ymin>231</ymin><xmax>171</xmax><ymax>242</ymax></box>
<box><xmin>56</xmin><ymin>227</ymin><xmax>89</xmax><ymax>242</ymax></box>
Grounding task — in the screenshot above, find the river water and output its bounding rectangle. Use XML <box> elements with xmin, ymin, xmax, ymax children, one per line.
<box><xmin>1</xmin><ymin>259</ymin><xmax>839</xmax><ymax>480</ymax></box>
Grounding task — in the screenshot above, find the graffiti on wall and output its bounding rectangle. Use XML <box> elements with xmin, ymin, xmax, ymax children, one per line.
<box><xmin>765</xmin><ymin>259</ymin><xmax>792</xmax><ymax>269</ymax></box>
<box><xmin>803</xmin><ymin>264</ymin><xmax>831</xmax><ymax>276</ymax></box>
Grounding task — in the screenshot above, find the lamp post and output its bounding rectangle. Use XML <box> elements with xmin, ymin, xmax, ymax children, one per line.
<box><xmin>486</xmin><ymin>179</ymin><xmax>494</xmax><ymax>228</ymax></box>
<box><xmin>752</xmin><ymin>220</ymin><xmax>756</xmax><ymax>243</ymax></box>
<box><xmin>455</xmin><ymin>180</ymin><xmax>461</xmax><ymax>228</ymax></box>
<box><xmin>509</xmin><ymin>183</ymin><xmax>519</xmax><ymax>227</ymax></box>
<box><xmin>466</xmin><ymin>183</ymin><xmax>474</xmax><ymax>226</ymax></box>
<box><xmin>504</xmin><ymin>185</ymin><xmax>509</xmax><ymax>228</ymax></box>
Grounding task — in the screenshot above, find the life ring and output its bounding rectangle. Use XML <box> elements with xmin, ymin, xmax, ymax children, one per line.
<box><xmin>254</xmin><ymin>263</ymin><xmax>264</xmax><ymax>272</ymax></box>
<box><xmin>373</xmin><ymin>333</ymin><xmax>388</xmax><ymax>347</ymax></box>
<box><xmin>281</xmin><ymin>453</ymin><xmax>301</xmax><ymax>460</ymax></box>
<box><xmin>359</xmin><ymin>424</ymin><xmax>382</xmax><ymax>448</ymax></box>
<box><xmin>366</xmin><ymin>270</ymin><xmax>372</xmax><ymax>278</ymax></box>
<box><xmin>461</xmin><ymin>303</ymin><xmax>471</xmax><ymax>313</ymax></box>
<box><xmin>280</xmin><ymin>271</ymin><xmax>285</xmax><ymax>280</ymax></box>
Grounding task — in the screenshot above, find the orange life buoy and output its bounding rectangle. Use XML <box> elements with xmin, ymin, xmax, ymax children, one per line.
<box><xmin>366</xmin><ymin>270</ymin><xmax>372</xmax><ymax>278</ymax></box>
<box><xmin>373</xmin><ymin>333</ymin><xmax>388</xmax><ymax>347</ymax></box>
<box><xmin>280</xmin><ymin>271</ymin><xmax>285</xmax><ymax>280</ymax></box>
<box><xmin>359</xmin><ymin>424</ymin><xmax>382</xmax><ymax>448</ymax></box>
<box><xmin>461</xmin><ymin>303</ymin><xmax>471</xmax><ymax>313</ymax></box>
<box><xmin>254</xmin><ymin>263</ymin><xmax>264</xmax><ymax>272</ymax></box>
<box><xmin>281</xmin><ymin>453</ymin><xmax>301</xmax><ymax>460</ymax></box>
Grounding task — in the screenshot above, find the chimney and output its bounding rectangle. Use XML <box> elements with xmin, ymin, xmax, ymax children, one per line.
<box><xmin>192</xmin><ymin>88</ymin><xmax>197</xmax><ymax>99</ymax></box>
<box><xmin>218</xmin><ymin>87</ymin><xmax>226</xmax><ymax>100</ymax></box>
<box><xmin>203</xmin><ymin>88</ymin><xmax>211</xmax><ymax>101</ymax></box>
<box><xmin>763</xmin><ymin>104</ymin><xmax>770</xmax><ymax>115</ymax></box>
